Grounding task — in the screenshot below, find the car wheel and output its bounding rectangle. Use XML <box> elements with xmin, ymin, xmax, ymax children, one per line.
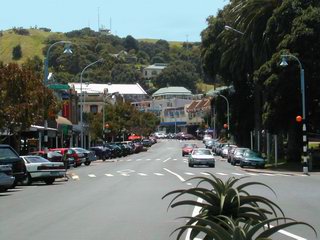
<box><xmin>44</xmin><ymin>178</ymin><xmax>55</xmax><ymax>185</ymax></box>
<box><xmin>22</xmin><ymin>173</ymin><xmax>32</xmax><ymax>186</ymax></box>
<box><xmin>231</xmin><ymin>160</ymin><xmax>235</xmax><ymax>166</ymax></box>
<box><xmin>240</xmin><ymin>162</ymin><xmax>244</xmax><ymax>168</ymax></box>
<box><xmin>102</xmin><ymin>154</ymin><xmax>106</xmax><ymax>161</ymax></box>
<box><xmin>84</xmin><ymin>161</ymin><xmax>91</xmax><ymax>166</ymax></box>
<box><xmin>0</xmin><ymin>187</ymin><xmax>7</xmax><ymax>192</ymax></box>
<box><xmin>188</xmin><ymin>162</ymin><xmax>194</xmax><ymax>167</ymax></box>
<box><xmin>210</xmin><ymin>164</ymin><xmax>215</xmax><ymax>168</ymax></box>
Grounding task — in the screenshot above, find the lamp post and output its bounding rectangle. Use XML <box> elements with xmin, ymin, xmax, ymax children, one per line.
<box><xmin>80</xmin><ymin>58</ymin><xmax>104</xmax><ymax>148</ymax></box>
<box><xmin>217</xmin><ymin>94</ymin><xmax>230</xmax><ymax>138</ymax></box>
<box><xmin>43</xmin><ymin>40</ymin><xmax>72</xmax><ymax>152</ymax></box>
<box><xmin>102</xmin><ymin>90</ymin><xmax>119</xmax><ymax>141</ymax></box>
<box><xmin>280</xmin><ymin>54</ymin><xmax>308</xmax><ymax>174</ymax></box>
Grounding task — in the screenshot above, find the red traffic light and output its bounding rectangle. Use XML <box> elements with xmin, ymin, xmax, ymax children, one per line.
<box><xmin>223</xmin><ymin>123</ymin><xmax>228</xmax><ymax>129</ymax></box>
<box><xmin>296</xmin><ymin>115</ymin><xmax>302</xmax><ymax>123</ymax></box>
<box><xmin>105</xmin><ymin>123</ymin><xmax>110</xmax><ymax>128</ymax></box>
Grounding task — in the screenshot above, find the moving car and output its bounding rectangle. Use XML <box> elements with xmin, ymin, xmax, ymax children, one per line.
<box><xmin>0</xmin><ymin>165</ymin><xmax>15</xmax><ymax>192</ymax></box>
<box><xmin>21</xmin><ymin>155</ymin><xmax>65</xmax><ymax>185</ymax></box>
<box><xmin>182</xmin><ymin>143</ymin><xmax>198</xmax><ymax>156</ymax></box>
<box><xmin>0</xmin><ymin>144</ymin><xmax>26</xmax><ymax>187</ymax></box>
<box><xmin>239</xmin><ymin>150</ymin><xmax>265</xmax><ymax>168</ymax></box>
<box><xmin>188</xmin><ymin>148</ymin><xmax>215</xmax><ymax>168</ymax></box>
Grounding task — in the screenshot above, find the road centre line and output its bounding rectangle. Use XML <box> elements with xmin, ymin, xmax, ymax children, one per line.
<box><xmin>163</xmin><ymin>157</ymin><xmax>171</xmax><ymax>163</ymax></box>
<box><xmin>163</xmin><ymin>168</ymin><xmax>186</xmax><ymax>182</ymax></box>
<box><xmin>232</xmin><ymin>172</ymin><xmax>244</xmax><ymax>176</ymax></box>
<box><xmin>88</xmin><ymin>174</ymin><xmax>96</xmax><ymax>178</ymax></box>
<box><xmin>216</xmin><ymin>172</ymin><xmax>228</xmax><ymax>176</ymax></box>
<box><xmin>138</xmin><ymin>173</ymin><xmax>147</xmax><ymax>176</ymax></box>
<box><xmin>154</xmin><ymin>173</ymin><xmax>164</xmax><ymax>176</ymax></box>
<box><xmin>104</xmin><ymin>174</ymin><xmax>114</xmax><ymax>177</ymax></box>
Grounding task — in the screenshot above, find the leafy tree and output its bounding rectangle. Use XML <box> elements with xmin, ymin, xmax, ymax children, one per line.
<box><xmin>12</xmin><ymin>44</ymin><xmax>22</xmax><ymax>60</ymax></box>
<box><xmin>111</xmin><ymin>64</ymin><xmax>142</xmax><ymax>84</ymax></box>
<box><xmin>22</xmin><ymin>56</ymin><xmax>43</xmax><ymax>74</ymax></box>
<box><xmin>0</xmin><ymin>63</ymin><xmax>58</xmax><ymax>149</ymax></box>
<box><xmin>123</xmin><ymin>35</ymin><xmax>139</xmax><ymax>51</ymax></box>
<box><xmin>155</xmin><ymin>61</ymin><xmax>199</xmax><ymax>93</ymax></box>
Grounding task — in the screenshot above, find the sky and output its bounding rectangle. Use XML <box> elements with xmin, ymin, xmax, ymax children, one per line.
<box><xmin>1</xmin><ymin>0</ymin><xmax>228</xmax><ymax>42</ymax></box>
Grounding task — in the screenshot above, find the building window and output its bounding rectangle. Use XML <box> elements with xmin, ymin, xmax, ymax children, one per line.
<box><xmin>90</xmin><ymin>105</ymin><xmax>98</xmax><ymax>114</ymax></box>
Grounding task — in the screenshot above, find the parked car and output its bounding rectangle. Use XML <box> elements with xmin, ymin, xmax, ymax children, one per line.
<box><xmin>0</xmin><ymin>165</ymin><xmax>15</xmax><ymax>192</ymax></box>
<box><xmin>188</xmin><ymin>148</ymin><xmax>215</xmax><ymax>168</ymax></box>
<box><xmin>182</xmin><ymin>143</ymin><xmax>198</xmax><ymax>156</ymax></box>
<box><xmin>202</xmin><ymin>134</ymin><xmax>213</xmax><ymax>143</ymax></box>
<box><xmin>0</xmin><ymin>144</ymin><xmax>26</xmax><ymax>187</ymax></box>
<box><xmin>49</xmin><ymin>148</ymin><xmax>76</xmax><ymax>167</ymax></box>
<box><xmin>227</xmin><ymin>145</ymin><xmax>238</xmax><ymax>163</ymax></box>
<box><xmin>105</xmin><ymin>143</ymin><xmax>123</xmax><ymax>158</ymax></box>
<box><xmin>239</xmin><ymin>150</ymin><xmax>266</xmax><ymax>168</ymax></box>
<box><xmin>30</xmin><ymin>150</ymin><xmax>63</xmax><ymax>163</ymax></box>
<box><xmin>21</xmin><ymin>155</ymin><xmax>65</xmax><ymax>185</ymax></box>
<box><xmin>90</xmin><ymin>146</ymin><xmax>111</xmax><ymax>161</ymax></box>
<box><xmin>230</xmin><ymin>147</ymin><xmax>250</xmax><ymax>165</ymax></box>
<box><xmin>70</xmin><ymin>148</ymin><xmax>96</xmax><ymax>166</ymax></box>
<box><xmin>204</xmin><ymin>139</ymin><xmax>216</xmax><ymax>149</ymax></box>
<box><xmin>221</xmin><ymin>144</ymin><xmax>237</xmax><ymax>158</ymax></box>
<box><xmin>141</xmin><ymin>138</ymin><xmax>153</xmax><ymax>148</ymax></box>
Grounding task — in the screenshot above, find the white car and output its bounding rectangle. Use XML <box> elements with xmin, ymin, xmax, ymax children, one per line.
<box><xmin>188</xmin><ymin>148</ymin><xmax>215</xmax><ymax>168</ymax></box>
<box><xmin>21</xmin><ymin>155</ymin><xmax>66</xmax><ymax>185</ymax></box>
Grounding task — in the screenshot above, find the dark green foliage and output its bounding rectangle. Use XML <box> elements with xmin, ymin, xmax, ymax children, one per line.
<box><xmin>123</xmin><ymin>35</ymin><xmax>139</xmax><ymax>51</ymax></box>
<box><xmin>12</xmin><ymin>44</ymin><xmax>22</xmax><ymax>60</ymax></box>
<box><xmin>163</xmin><ymin>174</ymin><xmax>317</xmax><ymax>240</ymax></box>
<box><xmin>12</xmin><ymin>27</ymin><xmax>30</xmax><ymax>35</ymax></box>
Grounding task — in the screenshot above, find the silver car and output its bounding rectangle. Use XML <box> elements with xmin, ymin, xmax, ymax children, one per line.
<box><xmin>188</xmin><ymin>148</ymin><xmax>215</xmax><ymax>168</ymax></box>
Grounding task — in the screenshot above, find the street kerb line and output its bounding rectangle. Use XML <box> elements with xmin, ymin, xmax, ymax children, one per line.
<box><xmin>163</xmin><ymin>168</ymin><xmax>185</xmax><ymax>182</ymax></box>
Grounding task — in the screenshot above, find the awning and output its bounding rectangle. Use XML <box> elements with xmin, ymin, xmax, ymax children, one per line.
<box><xmin>56</xmin><ymin>116</ymin><xmax>72</xmax><ymax>126</ymax></box>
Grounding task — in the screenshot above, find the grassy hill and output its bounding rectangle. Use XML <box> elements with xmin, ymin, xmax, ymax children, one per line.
<box><xmin>0</xmin><ymin>29</ymin><xmax>63</xmax><ymax>64</ymax></box>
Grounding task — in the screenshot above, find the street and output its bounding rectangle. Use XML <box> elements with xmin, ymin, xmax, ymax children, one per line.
<box><xmin>1</xmin><ymin>140</ymin><xmax>319</xmax><ymax>240</ymax></box>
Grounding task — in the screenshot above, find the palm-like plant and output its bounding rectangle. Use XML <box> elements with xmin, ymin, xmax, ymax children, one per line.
<box><xmin>163</xmin><ymin>174</ymin><xmax>284</xmax><ymax>225</ymax></box>
<box><xmin>171</xmin><ymin>216</ymin><xmax>317</xmax><ymax>240</ymax></box>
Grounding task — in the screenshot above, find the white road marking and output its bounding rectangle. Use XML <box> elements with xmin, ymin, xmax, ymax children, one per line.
<box><xmin>163</xmin><ymin>168</ymin><xmax>186</xmax><ymax>182</ymax></box>
<box><xmin>186</xmin><ymin>183</ymin><xmax>193</xmax><ymax>186</ymax></box>
<box><xmin>185</xmin><ymin>198</ymin><xmax>203</xmax><ymax>240</ymax></box>
<box><xmin>270</xmin><ymin>225</ymin><xmax>307</xmax><ymax>240</ymax></box>
<box><xmin>247</xmin><ymin>173</ymin><xmax>258</xmax><ymax>176</ymax></box>
<box><xmin>163</xmin><ymin>158</ymin><xmax>171</xmax><ymax>163</ymax></box>
<box><xmin>154</xmin><ymin>173</ymin><xmax>164</xmax><ymax>176</ymax></box>
<box><xmin>127</xmin><ymin>159</ymin><xmax>132</xmax><ymax>162</ymax></box>
<box><xmin>105</xmin><ymin>174</ymin><xmax>114</xmax><ymax>177</ymax></box>
<box><xmin>216</xmin><ymin>172</ymin><xmax>228</xmax><ymax>176</ymax></box>
<box><xmin>200</xmin><ymin>172</ymin><xmax>210</xmax><ymax>176</ymax></box>
<box><xmin>156</xmin><ymin>158</ymin><xmax>161</xmax><ymax>161</ymax></box>
<box><xmin>121</xmin><ymin>173</ymin><xmax>130</xmax><ymax>177</ymax></box>
<box><xmin>138</xmin><ymin>173</ymin><xmax>147</xmax><ymax>176</ymax></box>
<box><xmin>184</xmin><ymin>172</ymin><xmax>195</xmax><ymax>176</ymax></box>
<box><xmin>232</xmin><ymin>172</ymin><xmax>244</xmax><ymax>176</ymax></box>
<box><xmin>136</xmin><ymin>159</ymin><xmax>142</xmax><ymax>161</ymax></box>
<box><xmin>71</xmin><ymin>175</ymin><xmax>79</xmax><ymax>180</ymax></box>
<box><xmin>173</xmin><ymin>158</ymin><xmax>177</xmax><ymax>161</ymax></box>
<box><xmin>146</xmin><ymin>159</ymin><xmax>151</xmax><ymax>161</ymax></box>
<box><xmin>262</xmin><ymin>173</ymin><xmax>274</xmax><ymax>176</ymax></box>
<box><xmin>88</xmin><ymin>174</ymin><xmax>96</xmax><ymax>178</ymax></box>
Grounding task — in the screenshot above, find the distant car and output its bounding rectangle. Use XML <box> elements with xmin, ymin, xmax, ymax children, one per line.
<box><xmin>0</xmin><ymin>165</ymin><xmax>15</xmax><ymax>192</ymax></box>
<box><xmin>141</xmin><ymin>139</ymin><xmax>153</xmax><ymax>148</ymax></box>
<box><xmin>188</xmin><ymin>148</ymin><xmax>215</xmax><ymax>168</ymax></box>
<box><xmin>0</xmin><ymin>144</ymin><xmax>26</xmax><ymax>187</ymax></box>
<box><xmin>49</xmin><ymin>148</ymin><xmax>76</xmax><ymax>167</ymax></box>
<box><xmin>21</xmin><ymin>155</ymin><xmax>65</xmax><ymax>185</ymax></box>
<box><xmin>90</xmin><ymin>146</ymin><xmax>111</xmax><ymax>161</ymax></box>
<box><xmin>202</xmin><ymin>134</ymin><xmax>213</xmax><ymax>143</ymax></box>
<box><xmin>239</xmin><ymin>150</ymin><xmax>265</xmax><ymax>168</ymax></box>
<box><xmin>230</xmin><ymin>148</ymin><xmax>250</xmax><ymax>165</ymax></box>
<box><xmin>70</xmin><ymin>148</ymin><xmax>96</xmax><ymax>166</ymax></box>
<box><xmin>204</xmin><ymin>139</ymin><xmax>216</xmax><ymax>149</ymax></box>
<box><xmin>182</xmin><ymin>143</ymin><xmax>198</xmax><ymax>156</ymax></box>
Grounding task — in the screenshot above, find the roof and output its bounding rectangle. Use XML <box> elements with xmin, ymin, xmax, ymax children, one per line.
<box><xmin>152</xmin><ymin>87</ymin><xmax>192</xmax><ymax>97</ymax></box>
<box><xmin>187</xmin><ymin>98</ymin><xmax>211</xmax><ymax>112</ymax></box>
<box><xmin>68</xmin><ymin>83</ymin><xmax>147</xmax><ymax>95</ymax></box>
<box><xmin>144</xmin><ymin>63</ymin><xmax>168</xmax><ymax>70</ymax></box>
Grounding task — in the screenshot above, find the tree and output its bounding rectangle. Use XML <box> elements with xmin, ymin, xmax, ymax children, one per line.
<box><xmin>12</xmin><ymin>44</ymin><xmax>22</xmax><ymax>60</ymax></box>
<box><xmin>155</xmin><ymin>61</ymin><xmax>198</xmax><ymax>92</ymax></box>
<box><xmin>0</xmin><ymin>63</ymin><xmax>59</xmax><ymax>149</ymax></box>
<box><xmin>123</xmin><ymin>35</ymin><xmax>139</xmax><ymax>51</ymax></box>
<box><xmin>111</xmin><ymin>64</ymin><xmax>142</xmax><ymax>84</ymax></box>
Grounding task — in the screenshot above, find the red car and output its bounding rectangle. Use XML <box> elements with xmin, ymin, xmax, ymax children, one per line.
<box><xmin>182</xmin><ymin>143</ymin><xmax>198</xmax><ymax>156</ymax></box>
<box><xmin>49</xmin><ymin>148</ymin><xmax>83</xmax><ymax>167</ymax></box>
<box><xmin>30</xmin><ymin>150</ymin><xmax>63</xmax><ymax>163</ymax></box>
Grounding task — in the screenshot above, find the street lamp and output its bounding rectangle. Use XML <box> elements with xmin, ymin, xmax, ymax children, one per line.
<box><xmin>80</xmin><ymin>58</ymin><xmax>104</xmax><ymax>148</ymax></box>
<box><xmin>280</xmin><ymin>54</ymin><xmax>308</xmax><ymax>174</ymax></box>
<box><xmin>224</xmin><ymin>25</ymin><xmax>244</xmax><ymax>35</ymax></box>
<box><xmin>43</xmin><ymin>40</ymin><xmax>72</xmax><ymax>152</ymax></box>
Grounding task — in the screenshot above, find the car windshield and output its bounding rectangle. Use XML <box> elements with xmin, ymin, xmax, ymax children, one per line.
<box><xmin>245</xmin><ymin>151</ymin><xmax>261</xmax><ymax>158</ymax></box>
<box><xmin>24</xmin><ymin>156</ymin><xmax>49</xmax><ymax>163</ymax></box>
<box><xmin>193</xmin><ymin>149</ymin><xmax>211</xmax><ymax>155</ymax></box>
<box><xmin>0</xmin><ymin>147</ymin><xmax>19</xmax><ymax>160</ymax></box>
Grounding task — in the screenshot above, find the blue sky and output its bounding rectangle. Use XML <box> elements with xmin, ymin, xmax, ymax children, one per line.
<box><xmin>1</xmin><ymin>0</ymin><xmax>228</xmax><ymax>42</ymax></box>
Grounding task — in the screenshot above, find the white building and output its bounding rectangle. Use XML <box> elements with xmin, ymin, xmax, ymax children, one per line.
<box><xmin>142</xmin><ymin>63</ymin><xmax>168</xmax><ymax>79</ymax></box>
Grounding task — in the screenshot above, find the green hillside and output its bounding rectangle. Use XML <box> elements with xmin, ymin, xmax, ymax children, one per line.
<box><xmin>0</xmin><ymin>29</ymin><xmax>63</xmax><ymax>64</ymax></box>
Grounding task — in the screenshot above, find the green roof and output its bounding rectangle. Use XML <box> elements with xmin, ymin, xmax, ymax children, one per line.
<box><xmin>152</xmin><ymin>87</ymin><xmax>191</xmax><ymax>97</ymax></box>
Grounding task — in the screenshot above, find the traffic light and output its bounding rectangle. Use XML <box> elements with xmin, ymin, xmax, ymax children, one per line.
<box><xmin>223</xmin><ymin>123</ymin><xmax>228</xmax><ymax>129</ymax></box>
<box><xmin>105</xmin><ymin>123</ymin><xmax>110</xmax><ymax>128</ymax></box>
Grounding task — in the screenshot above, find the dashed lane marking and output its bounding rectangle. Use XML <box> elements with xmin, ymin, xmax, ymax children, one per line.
<box><xmin>154</xmin><ymin>173</ymin><xmax>164</xmax><ymax>176</ymax></box>
<box><xmin>88</xmin><ymin>174</ymin><xmax>96</xmax><ymax>178</ymax></box>
<box><xmin>232</xmin><ymin>172</ymin><xmax>244</xmax><ymax>176</ymax></box>
<box><xmin>163</xmin><ymin>158</ymin><xmax>171</xmax><ymax>163</ymax></box>
<box><xmin>105</xmin><ymin>174</ymin><xmax>114</xmax><ymax>177</ymax></box>
<box><xmin>216</xmin><ymin>172</ymin><xmax>228</xmax><ymax>176</ymax></box>
<box><xmin>138</xmin><ymin>173</ymin><xmax>148</xmax><ymax>176</ymax></box>
<box><xmin>200</xmin><ymin>172</ymin><xmax>210</xmax><ymax>176</ymax></box>
<box><xmin>184</xmin><ymin>172</ymin><xmax>195</xmax><ymax>176</ymax></box>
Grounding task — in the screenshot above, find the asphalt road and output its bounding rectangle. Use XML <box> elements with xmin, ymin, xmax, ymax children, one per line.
<box><xmin>0</xmin><ymin>140</ymin><xmax>319</xmax><ymax>240</ymax></box>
